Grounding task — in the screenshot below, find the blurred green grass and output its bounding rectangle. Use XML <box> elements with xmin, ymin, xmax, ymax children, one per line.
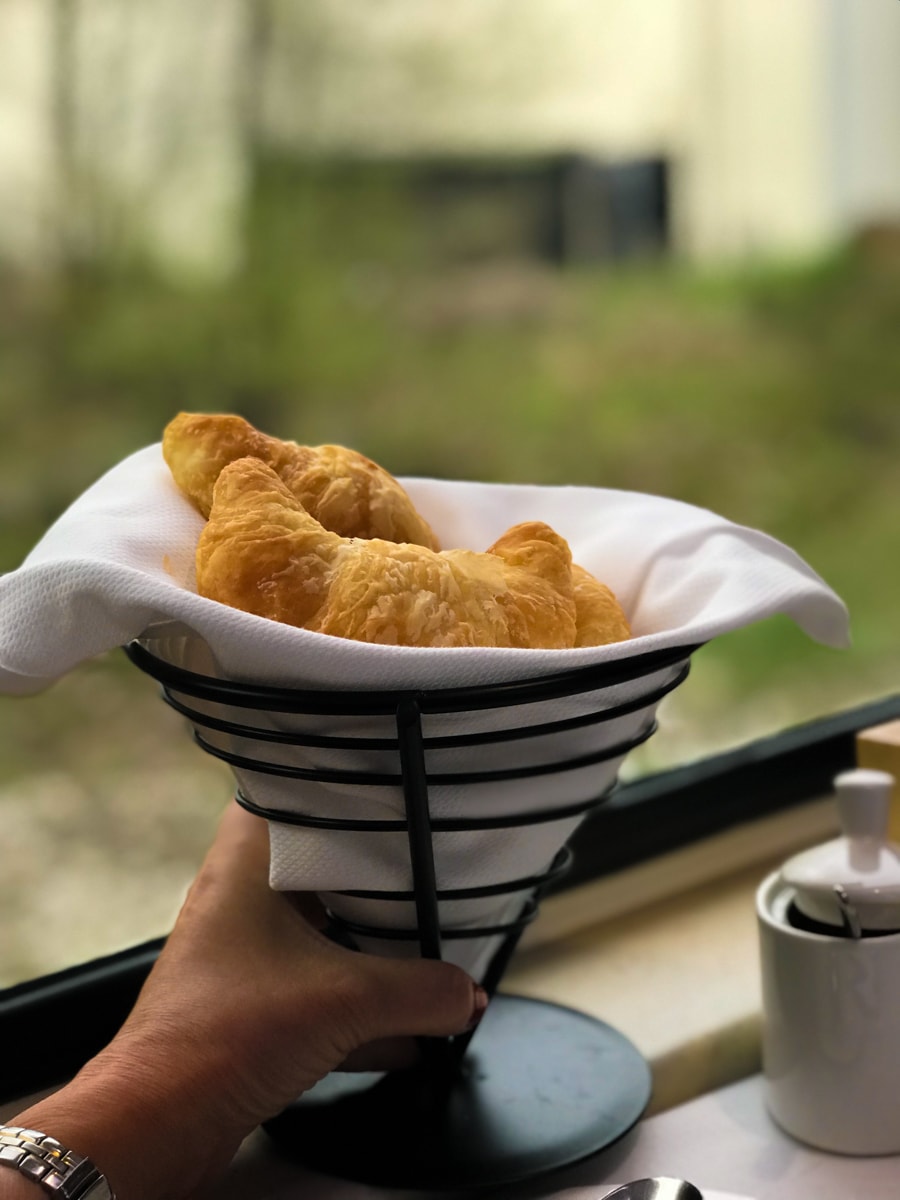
<box><xmin>1</xmin><ymin>167</ymin><xmax>898</xmax><ymax>777</ymax></box>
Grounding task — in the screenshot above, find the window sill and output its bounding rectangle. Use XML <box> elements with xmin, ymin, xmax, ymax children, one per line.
<box><xmin>504</xmin><ymin>794</ymin><xmax>839</xmax><ymax>1114</ymax></box>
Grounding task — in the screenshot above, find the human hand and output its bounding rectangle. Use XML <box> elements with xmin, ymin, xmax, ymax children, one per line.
<box><xmin>118</xmin><ymin>800</ymin><xmax>487</xmax><ymax>1117</ymax></box>
<box><xmin>10</xmin><ymin>801</ymin><xmax>486</xmax><ymax>1199</ymax></box>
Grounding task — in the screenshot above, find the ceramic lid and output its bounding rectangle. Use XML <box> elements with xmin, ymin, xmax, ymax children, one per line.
<box><xmin>782</xmin><ymin>768</ymin><xmax>900</xmax><ymax>933</ymax></box>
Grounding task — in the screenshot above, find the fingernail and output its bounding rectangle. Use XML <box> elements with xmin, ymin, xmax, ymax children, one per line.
<box><xmin>465</xmin><ymin>985</ymin><xmax>489</xmax><ymax>1031</ymax></box>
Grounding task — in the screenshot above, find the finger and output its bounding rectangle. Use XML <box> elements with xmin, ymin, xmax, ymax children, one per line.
<box><xmin>211</xmin><ymin>800</ymin><xmax>271</xmax><ymax>872</ymax></box>
<box><xmin>175</xmin><ymin>801</ymin><xmax>280</xmax><ymax>929</ymax></box>
<box><xmin>202</xmin><ymin>806</ymin><xmax>336</xmax><ymax>928</ymax></box>
<box><xmin>354</xmin><ymin>956</ymin><xmax>488</xmax><ymax>1044</ymax></box>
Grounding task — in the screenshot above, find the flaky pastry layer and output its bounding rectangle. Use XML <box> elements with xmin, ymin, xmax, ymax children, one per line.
<box><xmin>198</xmin><ymin>458</ymin><xmax>590</xmax><ymax>648</ymax></box>
<box><xmin>163</xmin><ymin>411</ymin><xmax>440</xmax><ymax>549</ymax></box>
<box><xmin>164</xmin><ymin>411</ymin><xmax>631</xmax><ymax>648</ymax></box>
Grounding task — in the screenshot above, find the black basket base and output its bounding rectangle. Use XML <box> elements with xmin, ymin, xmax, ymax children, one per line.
<box><xmin>263</xmin><ymin>994</ymin><xmax>652</xmax><ymax>1191</ymax></box>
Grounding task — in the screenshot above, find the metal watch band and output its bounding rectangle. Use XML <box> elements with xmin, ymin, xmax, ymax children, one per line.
<box><xmin>0</xmin><ymin>1126</ymin><xmax>115</xmax><ymax>1199</ymax></box>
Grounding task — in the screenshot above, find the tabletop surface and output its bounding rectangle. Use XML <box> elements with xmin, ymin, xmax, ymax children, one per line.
<box><xmin>6</xmin><ymin>1072</ymin><xmax>895</xmax><ymax>1199</ymax></box>
<box><xmin>214</xmin><ymin>1073</ymin><xmax>899</xmax><ymax>1200</ymax></box>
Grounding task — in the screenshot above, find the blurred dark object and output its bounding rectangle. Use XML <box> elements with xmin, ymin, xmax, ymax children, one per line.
<box><xmin>413</xmin><ymin>154</ymin><xmax>668</xmax><ymax>266</ymax></box>
<box><xmin>559</xmin><ymin>156</ymin><xmax>668</xmax><ymax>264</ymax></box>
<box><xmin>249</xmin><ymin>153</ymin><xmax>669</xmax><ymax>272</ymax></box>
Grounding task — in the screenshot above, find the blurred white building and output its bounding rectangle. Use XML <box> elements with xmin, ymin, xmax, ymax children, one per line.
<box><xmin>0</xmin><ymin>0</ymin><xmax>898</xmax><ymax>274</ymax></box>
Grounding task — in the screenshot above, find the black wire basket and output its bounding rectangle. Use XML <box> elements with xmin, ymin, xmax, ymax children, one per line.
<box><xmin>126</xmin><ymin>637</ymin><xmax>699</xmax><ymax>1190</ymax></box>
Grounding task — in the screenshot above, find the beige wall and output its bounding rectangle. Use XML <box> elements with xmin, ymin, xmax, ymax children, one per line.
<box><xmin>1</xmin><ymin>0</ymin><xmax>899</xmax><ymax>271</ymax></box>
<box><xmin>826</xmin><ymin>0</ymin><xmax>900</xmax><ymax>231</ymax></box>
<box><xmin>248</xmin><ymin>0</ymin><xmax>900</xmax><ymax>262</ymax></box>
<box><xmin>0</xmin><ymin>0</ymin><xmax>247</xmax><ymax>274</ymax></box>
<box><xmin>676</xmin><ymin>0</ymin><xmax>900</xmax><ymax>262</ymax></box>
<box><xmin>263</xmin><ymin>0</ymin><xmax>689</xmax><ymax>158</ymax></box>
<box><xmin>675</xmin><ymin>0</ymin><xmax>836</xmax><ymax>261</ymax></box>
<box><xmin>0</xmin><ymin>0</ymin><xmax>56</xmax><ymax>268</ymax></box>
<box><xmin>68</xmin><ymin>0</ymin><xmax>247</xmax><ymax>274</ymax></box>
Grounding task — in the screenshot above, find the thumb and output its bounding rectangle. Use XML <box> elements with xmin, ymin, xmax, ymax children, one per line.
<box><xmin>354</xmin><ymin>954</ymin><xmax>488</xmax><ymax>1044</ymax></box>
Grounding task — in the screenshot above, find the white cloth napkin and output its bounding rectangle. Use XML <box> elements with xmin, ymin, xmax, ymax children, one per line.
<box><xmin>0</xmin><ymin>444</ymin><xmax>850</xmax><ymax>980</ymax></box>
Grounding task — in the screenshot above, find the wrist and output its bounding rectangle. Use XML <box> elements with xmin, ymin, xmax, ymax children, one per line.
<box><xmin>11</xmin><ymin>1031</ymin><xmax>247</xmax><ymax>1200</ymax></box>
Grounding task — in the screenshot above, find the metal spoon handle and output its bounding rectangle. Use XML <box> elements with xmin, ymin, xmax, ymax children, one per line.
<box><xmin>604</xmin><ymin>1178</ymin><xmax>703</xmax><ymax>1200</ymax></box>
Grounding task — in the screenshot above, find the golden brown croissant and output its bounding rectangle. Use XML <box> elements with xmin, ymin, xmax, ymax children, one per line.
<box><xmin>197</xmin><ymin>457</ymin><xmax>586</xmax><ymax>649</ymax></box>
<box><xmin>163</xmin><ymin>411</ymin><xmax>440</xmax><ymax>549</ymax></box>
<box><xmin>572</xmin><ymin>564</ymin><xmax>632</xmax><ymax>647</ymax></box>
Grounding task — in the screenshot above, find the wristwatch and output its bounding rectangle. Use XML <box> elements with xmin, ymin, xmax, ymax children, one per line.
<box><xmin>0</xmin><ymin>1126</ymin><xmax>115</xmax><ymax>1198</ymax></box>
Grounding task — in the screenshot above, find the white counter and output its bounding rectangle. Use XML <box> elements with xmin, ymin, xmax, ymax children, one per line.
<box><xmin>217</xmin><ymin>1073</ymin><xmax>900</xmax><ymax>1200</ymax></box>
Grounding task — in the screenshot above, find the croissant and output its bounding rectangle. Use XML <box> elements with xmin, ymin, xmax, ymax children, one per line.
<box><xmin>197</xmin><ymin>457</ymin><xmax>588</xmax><ymax>649</ymax></box>
<box><xmin>572</xmin><ymin>564</ymin><xmax>632</xmax><ymax>647</ymax></box>
<box><xmin>163</xmin><ymin>411</ymin><xmax>440</xmax><ymax>549</ymax></box>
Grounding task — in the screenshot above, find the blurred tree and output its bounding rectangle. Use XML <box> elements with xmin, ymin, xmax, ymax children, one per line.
<box><xmin>49</xmin><ymin>0</ymin><xmax>78</xmax><ymax>269</ymax></box>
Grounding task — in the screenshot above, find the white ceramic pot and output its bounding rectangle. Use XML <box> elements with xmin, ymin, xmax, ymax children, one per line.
<box><xmin>757</xmin><ymin>768</ymin><xmax>900</xmax><ymax>1155</ymax></box>
<box><xmin>757</xmin><ymin>870</ymin><xmax>900</xmax><ymax>1154</ymax></box>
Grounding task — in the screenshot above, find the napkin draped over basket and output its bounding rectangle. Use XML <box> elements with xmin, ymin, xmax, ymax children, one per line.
<box><xmin>0</xmin><ymin>445</ymin><xmax>850</xmax><ymax>979</ymax></box>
